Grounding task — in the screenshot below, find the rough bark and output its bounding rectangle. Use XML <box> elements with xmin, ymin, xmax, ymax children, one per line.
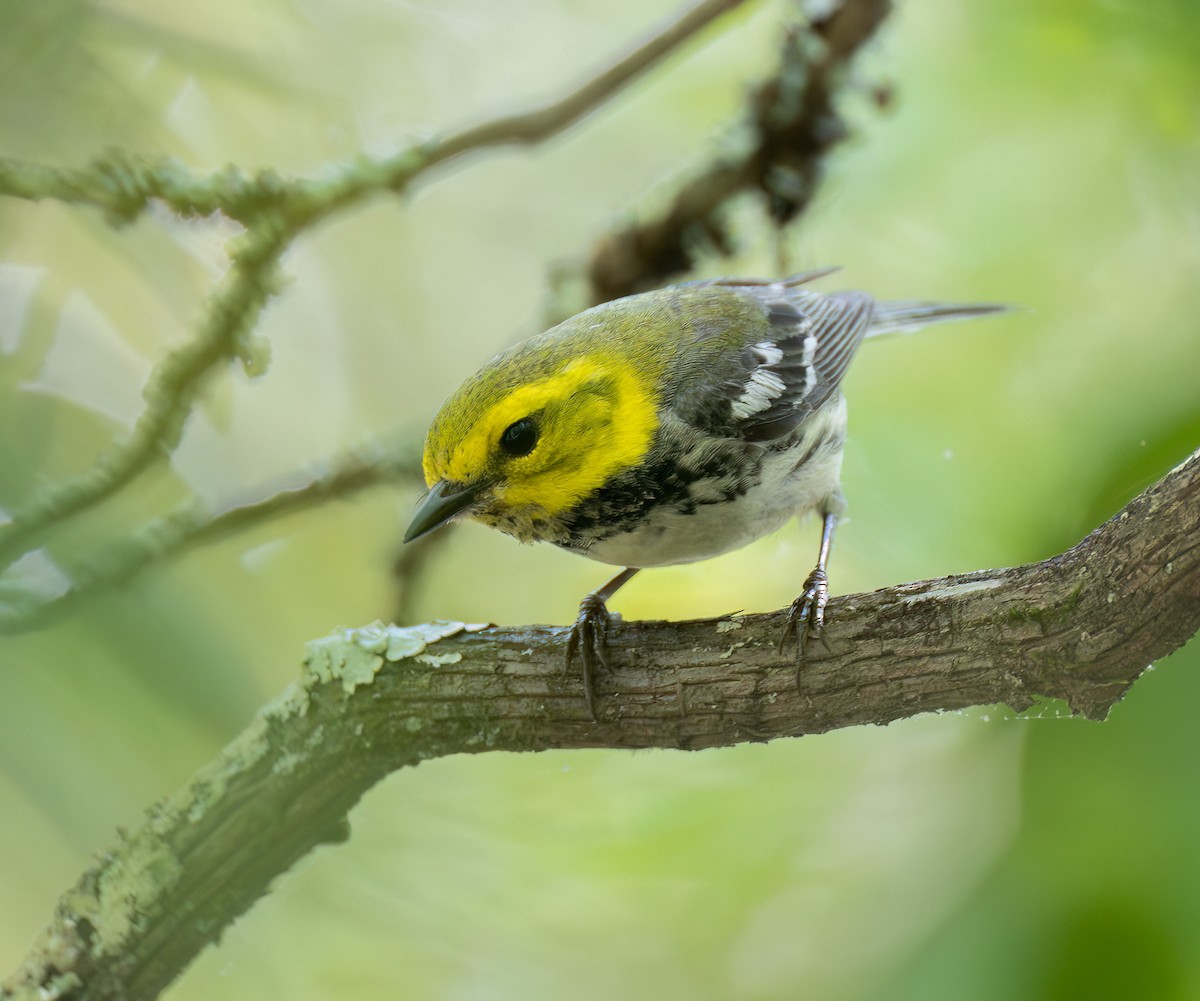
<box><xmin>5</xmin><ymin>446</ymin><xmax>1199</xmax><ymax>1001</ymax></box>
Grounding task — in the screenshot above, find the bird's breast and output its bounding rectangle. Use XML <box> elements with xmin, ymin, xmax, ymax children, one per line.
<box><xmin>560</xmin><ymin>400</ymin><xmax>848</xmax><ymax>568</ymax></box>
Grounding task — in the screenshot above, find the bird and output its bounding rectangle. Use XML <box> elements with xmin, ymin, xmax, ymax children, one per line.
<box><xmin>404</xmin><ymin>268</ymin><xmax>1006</xmax><ymax>718</ymax></box>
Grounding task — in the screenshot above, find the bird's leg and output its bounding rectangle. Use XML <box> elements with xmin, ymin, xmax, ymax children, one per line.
<box><xmin>566</xmin><ymin>567</ymin><xmax>639</xmax><ymax>720</ymax></box>
<box><xmin>780</xmin><ymin>509</ymin><xmax>838</xmax><ymax>684</ymax></box>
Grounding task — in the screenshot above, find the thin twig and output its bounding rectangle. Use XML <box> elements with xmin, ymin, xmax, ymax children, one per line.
<box><xmin>0</xmin><ymin>435</ymin><xmax>424</xmax><ymax>635</ymax></box>
<box><xmin>422</xmin><ymin>0</ymin><xmax>749</xmax><ymax>158</ymax></box>
<box><xmin>285</xmin><ymin>0</ymin><xmax>755</xmax><ymax>222</ymax></box>
<box><xmin>0</xmin><ymin>0</ymin><xmax>749</xmax><ymax>226</ymax></box>
<box><xmin>0</xmin><ymin>229</ymin><xmax>287</xmax><ymax>568</ymax></box>
<box><xmin>0</xmin><ymin>154</ymin><xmax>263</xmax><ymax>225</ymax></box>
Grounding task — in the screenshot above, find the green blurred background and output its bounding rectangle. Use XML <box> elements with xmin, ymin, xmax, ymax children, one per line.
<box><xmin>2</xmin><ymin>0</ymin><xmax>1198</xmax><ymax>998</ymax></box>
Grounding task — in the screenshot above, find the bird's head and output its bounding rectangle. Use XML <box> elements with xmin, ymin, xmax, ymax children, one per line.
<box><xmin>404</xmin><ymin>336</ymin><xmax>662</xmax><ymax>545</ymax></box>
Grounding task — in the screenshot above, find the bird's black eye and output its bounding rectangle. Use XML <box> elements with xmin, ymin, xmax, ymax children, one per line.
<box><xmin>499</xmin><ymin>417</ymin><xmax>539</xmax><ymax>457</ymax></box>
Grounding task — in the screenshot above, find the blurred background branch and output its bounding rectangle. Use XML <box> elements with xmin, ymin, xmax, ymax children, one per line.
<box><xmin>5</xmin><ymin>444</ymin><xmax>1197</xmax><ymax>1001</ymax></box>
<box><xmin>0</xmin><ymin>228</ymin><xmax>287</xmax><ymax>569</ymax></box>
<box><xmin>0</xmin><ymin>431</ymin><xmax>424</xmax><ymax>635</ymax></box>
<box><xmin>0</xmin><ymin>0</ymin><xmax>752</xmax><ymax>226</ymax></box>
<box><xmin>582</xmin><ymin>0</ymin><xmax>891</xmax><ymax>303</ymax></box>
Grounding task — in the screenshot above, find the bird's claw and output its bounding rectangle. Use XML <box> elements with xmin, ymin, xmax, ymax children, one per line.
<box><xmin>566</xmin><ymin>593</ymin><xmax>612</xmax><ymax>721</ymax></box>
<box><xmin>779</xmin><ymin>567</ymin><xmax>829</xmax><ymax>684</ymax></box>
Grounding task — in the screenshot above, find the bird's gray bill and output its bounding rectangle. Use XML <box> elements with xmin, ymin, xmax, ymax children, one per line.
<box><xmin>404</xmin><ymin>479</ymin><xmax>484</xmax><ymax>543</ymax></box>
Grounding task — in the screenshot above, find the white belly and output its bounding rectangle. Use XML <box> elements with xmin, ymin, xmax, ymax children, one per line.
<box><xmin>584</xmin><ymin>410</ymin><xmax>846</xmax><ymax>569</ymax></box>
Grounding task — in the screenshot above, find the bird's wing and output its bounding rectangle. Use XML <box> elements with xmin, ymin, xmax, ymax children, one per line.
<box><xmin>672</xmin><ymin>281</ymin><xmax>874</xmax><ymax>443</ymax></box>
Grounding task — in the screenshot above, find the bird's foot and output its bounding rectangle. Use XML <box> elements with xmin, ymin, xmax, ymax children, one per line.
<box><xmin>566</xmin><ymin>593</ymin><xmax>614</xmax><ymax>721</ymax></box>
<box><xmin>779</xmin><ymin>566</ymin><xmax>829</xmax><ymax>685</ymax></box>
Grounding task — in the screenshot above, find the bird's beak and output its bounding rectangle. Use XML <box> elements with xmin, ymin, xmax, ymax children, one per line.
<box><xmin>403</xmin><ymin>479</ymin><xmax>487</xmax><ymax>543</ymax></box>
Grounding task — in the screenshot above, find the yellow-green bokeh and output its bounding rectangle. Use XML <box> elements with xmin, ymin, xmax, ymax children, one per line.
<box><xmin>1</xmin><ymin>1</ymin><xmax>1198</xmax><ymax>998</ymax></box>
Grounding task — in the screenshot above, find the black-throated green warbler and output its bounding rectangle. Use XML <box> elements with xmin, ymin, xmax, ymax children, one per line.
<box><xmin>405</xmin><ymin>269</ymin><xmax>1005</xmax><ymax>717</ymax></box>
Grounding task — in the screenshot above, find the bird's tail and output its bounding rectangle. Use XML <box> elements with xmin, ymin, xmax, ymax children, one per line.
<box><xmin>867</xmin><ymin>300</ymin><xmax>1013</xmax><ymax>337</ymax></box>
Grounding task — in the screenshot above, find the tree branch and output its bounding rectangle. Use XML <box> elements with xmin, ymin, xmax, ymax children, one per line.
<box><xmin>6</xmin><ymin>446</ymin><xmax>1198</xmax><ymax>1000</ymax></box>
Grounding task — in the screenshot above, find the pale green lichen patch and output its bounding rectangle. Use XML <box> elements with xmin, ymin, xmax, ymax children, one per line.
<box><xmin>272</xmin><ymin>750</ymin><xmax>304</xmax><ymax>776</ymax></box>
<box><xmin>338</xmin><ymin>645</ymin><xmax>384</xmax><ymax>693</ymax></box>
<box><xmin>85</xmin><ymin>835</ymin><xmax>184</xmax><ymax>952</ymax></box>
<box><xmin>408</xmin><ymin>620</ymin><xmax>473</xmax><ymax>645</ymax></box>
<box><xmin>267</xmin><ymin>723</ymin><xmax>327</xmax><ymax>776</ymax></box>
<box><xmin>305</xmin><ymin>625</ymin><xmax>385</xmax><ymax>693</ymax></box>
<box><xmin>384</xmin><ymin>620</ymin><xmax>470</xmax><ymax>659</ymax></box>
<box><xmin>415</xmin><ymin>651</ymin><xmax>463</xmax><ymax>667</ymax></box>
<box><xmin>304</xmin><ymin>620</ymin><xmax>474</xmax><ymax>693</ymax></box>
<box><xmin>261</xmin><ymin>682</ymin><xmax>312</xmax><ymax>724</ymax></box>
<box><xmin>385</xmin><ymin>630</ymin><xmax>427</xmax><ymax>660</ymax></box>
<box><xmin>353</xmin><ymin>623</ymin><xmax>392</xmax><ymax>654</ymax></box>
<box><xmin>716</xmin><ymin>617</ymin><xmax>744</xmax><ymax>633</ymax></box>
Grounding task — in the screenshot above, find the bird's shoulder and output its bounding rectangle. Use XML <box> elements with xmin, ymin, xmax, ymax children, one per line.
<box><xmin>658</xmin><ymin>277</ymin><xmax>875</xmax><ymax>442</ymax></box>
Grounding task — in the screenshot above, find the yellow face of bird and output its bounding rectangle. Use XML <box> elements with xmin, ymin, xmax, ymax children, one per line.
<box><xmin>419</xmin><ymin>353</ymin><xmax>660</xmax><ymax>532</ymax></box>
